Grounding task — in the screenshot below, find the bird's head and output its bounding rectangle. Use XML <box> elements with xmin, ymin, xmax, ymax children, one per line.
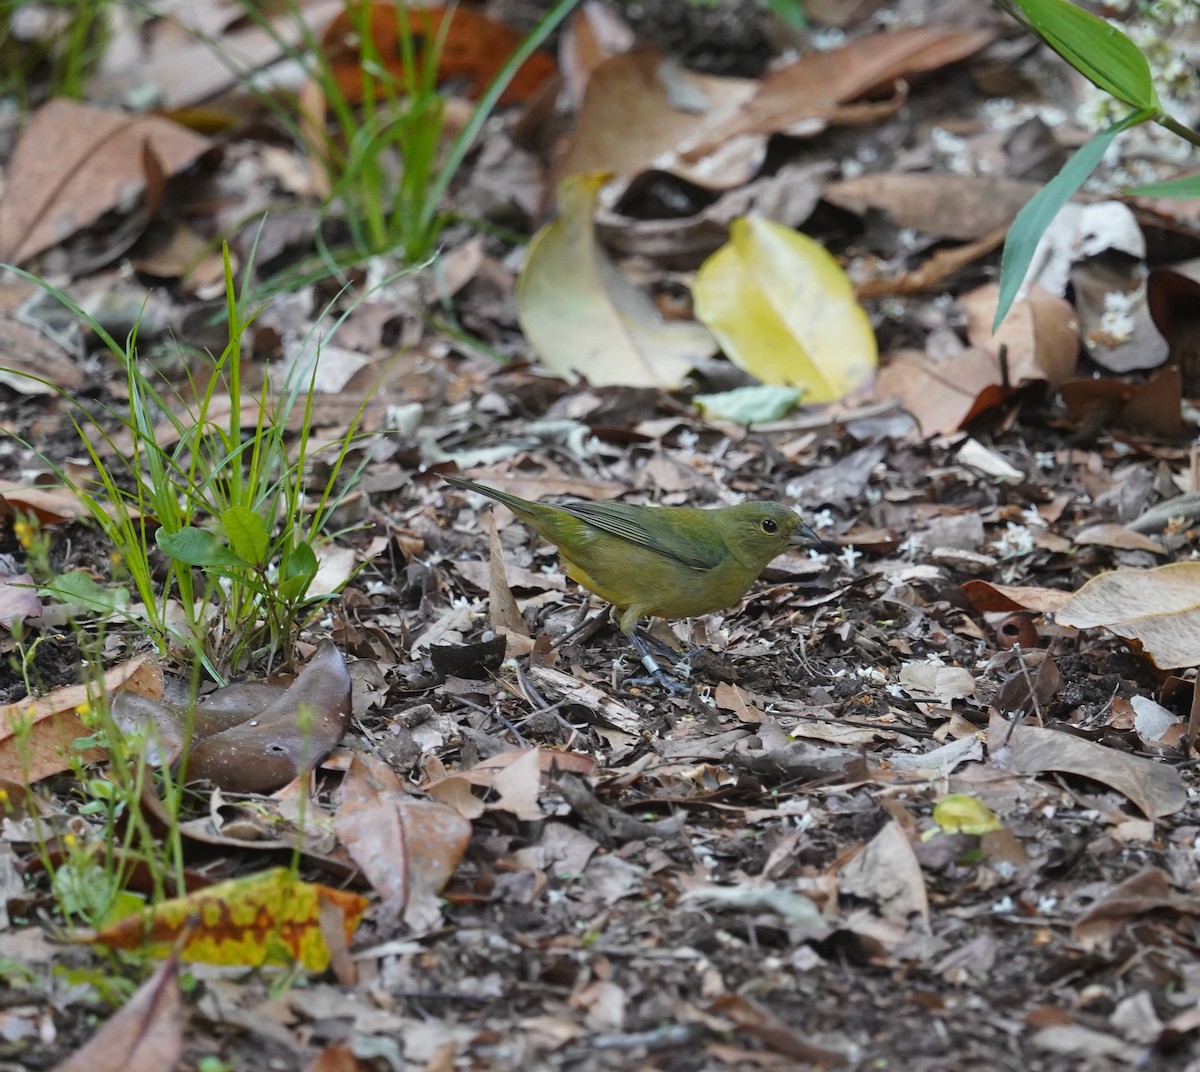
<box><xmin>725</xmin><ymin>501</ymin><xmax>821</xmax><ymax>568</ymax></box>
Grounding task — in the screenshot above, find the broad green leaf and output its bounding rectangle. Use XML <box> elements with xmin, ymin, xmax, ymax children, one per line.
<box><xmin>692</xmin><ymin>217</ymin><xmax>876</xmax><ymax>402</ymax></box>
<box><xmin>516</xmin><ymin>171</ymin><xmax>716</xmax><ymax>389</ymax></box>
<box><xmin>694</xmin><ymin>384</ymin><xmax>801</xmax><ymax>424</ymax></box>
<box><xmin>279</xmin><ymin>541</ymin><xmax>318</xmax><ymax>602</ymax></box>
<box><xmin>221</xmin><ymin>505</ymin><xmax>270</xmax><ymax>567</ymax></box>
<box><xmin>40</xmin><ymin>570</ymin><xmax>129</xmax><ymax>614</ymax></box>
<box><xmin>156</xmin><ymin>526</ymin><xmax>248</xmax><ymax>570</ymax></box>
<box><xmin>1126</xmin><ymin>174</ymin><xmax>1200</xmax><ymax>199</ymax></box>
<box><xmin>1002</xmin><ymin>0</ymin><xmax>1159</xmax><ymax>110</ymax></box>
<box><xmin>994</xmin><ymin>109</ymin><xmax>1151</xmax><ymax>330</ymax></box>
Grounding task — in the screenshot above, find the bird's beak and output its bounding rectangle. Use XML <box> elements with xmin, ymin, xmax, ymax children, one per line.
<box><xmin>790</xmin><ymin>520</ymin><xmax>822</xmax><ymax>547</ymax></box>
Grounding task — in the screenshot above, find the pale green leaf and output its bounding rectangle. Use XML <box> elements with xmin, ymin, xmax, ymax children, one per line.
<box><xmin>221</xmin><ymin>505</ymin><xmax>270</xmax><ymax>566</ymax></box>
<box><xmin>694</xmin><ymin>384</ymin><xmax>801</xmax><ymax>424</ymax></box>
<box><xmin>1126</xmin><ymin>174</ymin><xmax>1200</xmax><ymax>199</ymax></box>
<box><xmin>692</xmin><ymin>217</ymin><xmax>876</xmax><ymax>403</ymax></box>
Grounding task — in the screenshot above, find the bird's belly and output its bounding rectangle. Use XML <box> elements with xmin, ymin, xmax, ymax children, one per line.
<box><xmin>560</xmin><ymin>540</ymin><xmax>752</xmax><ymax>620</ymax></box>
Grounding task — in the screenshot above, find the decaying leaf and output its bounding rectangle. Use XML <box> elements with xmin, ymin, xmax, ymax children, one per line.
<box><xmin>1056</xmin><ymin>561</ymin><xmax>1200</xmax><ymax>670</ymax></box>
<box><xmin>89</xmin><ymin>867</ymin><xmax>369</xmax><ymax>971</ymax></box>
<box><xmin>693</xmin><ymin>216</ymin><xmax>876</xmax><ymax>401</ymax></box>
<box><xmin>517</xmin><ymin>171</ymin><xmax>716</xmax><ymax>388</ymax></box>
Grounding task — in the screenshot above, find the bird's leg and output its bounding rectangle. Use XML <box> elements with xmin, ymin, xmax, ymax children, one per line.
<box><xmin>627</xmin><ymin>631</ymin><xmax>693</xmax><ymax>696</ymax></box>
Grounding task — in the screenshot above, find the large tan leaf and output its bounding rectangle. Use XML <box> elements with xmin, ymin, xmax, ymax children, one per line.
<box><xmin>1056</xmin><ymin>562</ymin><xmax>1200</xmax><ymax>670</ymax></box>
<box><xmin>692</xmin><ymin>216</ymin><xmax>876</xmax><ymax>401</ymax></box>
<box><xmin>517</xmin><ymin>171</ymin><xmax>716</xmax><ymax>388</ymax></box>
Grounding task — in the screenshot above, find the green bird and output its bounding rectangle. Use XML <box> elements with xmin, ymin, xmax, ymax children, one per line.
<box><xmin>444</xmin><ymin>474</ymin><xmax>820</xmax><ymax>689</ymax></box>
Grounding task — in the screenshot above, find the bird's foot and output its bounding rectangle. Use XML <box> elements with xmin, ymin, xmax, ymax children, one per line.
<box><xmin>627</xmin><ymin>632</ymin><xmax>694</xmax><ymax>695</ymax></box>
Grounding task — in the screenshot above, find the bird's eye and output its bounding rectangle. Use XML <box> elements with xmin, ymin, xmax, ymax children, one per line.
<box><xmin>760</xmin><ymin>518</ymin><xmax>779</xmax><ymax>534</ymax></box>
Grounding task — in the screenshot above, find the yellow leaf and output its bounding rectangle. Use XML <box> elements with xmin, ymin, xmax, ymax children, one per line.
<box><xmin>931</xmin><ymin>794</ymin><xmax>1002</xmax><ymax>836</ymax></box>
<box><xmin>693</xmin><ymin>216</ymin><xmax>877</xmax><ymax>401</ymax></box>
<box><xmin>517</xmin><ymin>170</ymin><xmax>716</xmax><ymax>388</ymax></box>
<box><xmin>90</xmin><ymin>868</ymin><xmax>368</xmax><ymax>972</ymax></box>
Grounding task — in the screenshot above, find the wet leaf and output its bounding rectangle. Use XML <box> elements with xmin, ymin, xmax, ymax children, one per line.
<box><xmin>1057</xmin><ymin>562</ymin><xmax>1200</xmax><ymax>670</ymax></box>
<box><xmin>693</xmin><ymin>217</ymin><xmax>876</xmax><ymax>401</ymax></box>
<box><xmin>182</xmin><ymin>641</ymin><xmax>352</xmax><ymax>792</ymax></box>
<box><xmin>517</xmin><ymin>171</ymin><xmax>716</xmax><ymax>388</ymax></box>
<box><xmin>89</xmin><ymin>868</ymin><xmax>368</xmax><ymax>971</ymax></box>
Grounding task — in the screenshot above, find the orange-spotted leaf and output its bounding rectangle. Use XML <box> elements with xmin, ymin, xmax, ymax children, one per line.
<box><xmin>320</xmin><ymin>3</ymin><xmax>556</xmax><ymax>105</ymax></box>
<box><xmin>90</xmin><ymin>868</ymin><xmax>369</xmax><ymax>972</ymax></box>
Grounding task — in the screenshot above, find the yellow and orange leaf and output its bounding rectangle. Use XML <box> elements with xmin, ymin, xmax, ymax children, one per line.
<box><xmin>90</xmin><ymin>868</ymin><xmax>369</xmax><ymax>972</ymax></box>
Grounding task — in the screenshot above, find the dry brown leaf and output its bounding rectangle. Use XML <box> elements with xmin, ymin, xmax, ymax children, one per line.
<box><xmin>960</xmin><ymin>580</ymin><xmax>1074</xmax><ymax>616</ymax></box>
<box><xmin>825</xmin><ymin>174</ymin><xmax>1039</xmax><ymax>242</ymax></box>
<box><xmin>552</xmin><ymin>47</ymin><xmax>761</xmax><ymax>190</ymax></box>
<box><xmin>1056</xmin><ymin>561</ymin><xmax>1200</xmax><ymax>670</ymax></box>
<box><xmin>334</xmin><ymin>753</ymin><xmax>470</xmax><ymax>931</ymax></box>
<box><xmin>0</xmin><ymin>100</ymin><xmax>211</xmax><ymax>264</ymax></box>
<box><xmin>1072</xmin><ymin>524</ymin><xmax>1165</xmax><ymax>553</ymax></box>
<box><xmin>961</xmin><ymin>283</ymin><xmax>1080</xmax><ymax>388</ymax></box>
<box><xmin>0</xmin><ymin>657</ymin><xmax>163</xmax><ymax>784</ymax></box>
<box><xmin>1070</xmin><ymin>868</ymin><xmax>1196</xmax><ymax>952</ymax></box>
<box><xmin>989</xmin><ymin>716</ymin><xmax>1186</xmax><ymax>818</ymax></box>
<box><xmin>486</xmin><ymin>511</ymin><xmax>534</xmax><ymax>657</ymax></box>
<box><xmin>51</xmin><ymin>954</ymin><xmax>182</xmax><ymax>1072</ymax></box>
<box><xmin>838</xmin><ymin>820</ymin><xmax>929</xmax><ymax>927</ymax></box>
<box><xmin>0</xmin><ymin>314</ymin><xmax>85</xmax><ymax>393</ymax></box>
<box><xmin>876</xmin><ymin>346</ymin><xmax>1019</xmax><ymax>436</ymax></box>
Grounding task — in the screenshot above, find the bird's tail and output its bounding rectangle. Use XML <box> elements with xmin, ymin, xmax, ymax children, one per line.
<box><xmin>442</xmin><ymin>474</ymin><xmax>538</xmax><ymax>520</ymax></box>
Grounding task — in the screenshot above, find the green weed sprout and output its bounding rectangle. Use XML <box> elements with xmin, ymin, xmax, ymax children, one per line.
<box><xmin>4</xmin><ymin>242</ymin><xmax>378</xmax><ymax>682</ymax></box>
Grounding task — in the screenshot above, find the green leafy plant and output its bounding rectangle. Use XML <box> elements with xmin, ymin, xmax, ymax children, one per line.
<box><xmin>7</xmin><ymin>245</ymin><xmax>373</xmax><ymax>682</ymax></box>
<box><xmin>0</xmin><ymin>0</ymin><xmax>112</xmax><ymax>105</ymax></box>
<box><xmin>218</xmin><ymin>0</ymin><xmax>581</xmax><ymax>266</ymax></box>
<box><xmin>993</xmin><ymin>0</ymin><xmax>1200</xmax><ymax>328</ymax></box>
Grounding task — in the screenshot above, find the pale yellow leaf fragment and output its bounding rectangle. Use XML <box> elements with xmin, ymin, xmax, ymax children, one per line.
<box><xmin>693</xmin><ymin>216</ymin><xmax>877</xmax><ymax>401</ymax></box>
<box><xmin>517</xmin><ymin>171</ymin><xmax>716</xmax><ymax>389</ymax></box>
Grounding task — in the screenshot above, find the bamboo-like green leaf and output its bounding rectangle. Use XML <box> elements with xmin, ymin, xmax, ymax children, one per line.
<box><xmin>1126</xmin><ymin>174</ymin><xmax>1200</xmax><ymax>199</ymax></box>
<box><xmin>156</xmin><ymin>527</ymin><xmax>248</xmax><ymax>570</ymax></box>
<box><xmin>1002</xmin><ymin>0</ymin><xmax>1159</xmax><ymax>110</ymax></box>
<box><xmin>221</xmin><ymin>505</ymin><xmax>270</xmax><ymax>567</ymax></box>
<box><xmin>994</xmin><ymin>109</ymin><xmax>1151</xmax><ymax>330</ymax></box>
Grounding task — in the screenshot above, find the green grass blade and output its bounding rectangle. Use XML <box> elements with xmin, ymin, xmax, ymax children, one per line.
<box><xmin>994</xmin><ymin>108</ymin><xmax>1151</xmax><ymax>330</ymax></box>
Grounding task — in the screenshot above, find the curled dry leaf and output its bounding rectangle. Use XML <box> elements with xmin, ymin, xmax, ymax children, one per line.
<box><xmin>1056</xmin><ymin>561</ymin><xmax>1200</xmax><ymax>670</ymax></box>
<box><xmin>181</xmin><ymin>641</ymin><xmax>352</xmax><ymax>793</ymax></box>
<box><xmin>693</xmin><ymin>216</ymin><xmax>877</xmax><ymax>401</ymax></box>
<box><xmin>517</xmin><ymin>171</ymin><xmax>716</xmax><ymax>389</ymax></box>
<box><xmin>0</xmin><ymin>656</ymin><xmax>163</xmax><ymax>785</ymax></box>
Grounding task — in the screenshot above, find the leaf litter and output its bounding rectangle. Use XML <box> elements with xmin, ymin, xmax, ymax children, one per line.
<box><xmin>1</xmin><ymin>1</ymin><xmax>1200</xmax><ymax>1070</ymax></box>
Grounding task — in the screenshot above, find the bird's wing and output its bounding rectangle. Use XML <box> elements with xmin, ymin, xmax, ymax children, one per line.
<box><xmin>557</xmin><ymin>501</ymin><xmax>724</xmax><ymax>571</ymax></box>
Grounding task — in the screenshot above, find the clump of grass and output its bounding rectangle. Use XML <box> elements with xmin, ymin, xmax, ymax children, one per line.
<box><xmin>8</xmin><ymin>243</ymin><xmax>373</xmax><ymax>683</ymax></box>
